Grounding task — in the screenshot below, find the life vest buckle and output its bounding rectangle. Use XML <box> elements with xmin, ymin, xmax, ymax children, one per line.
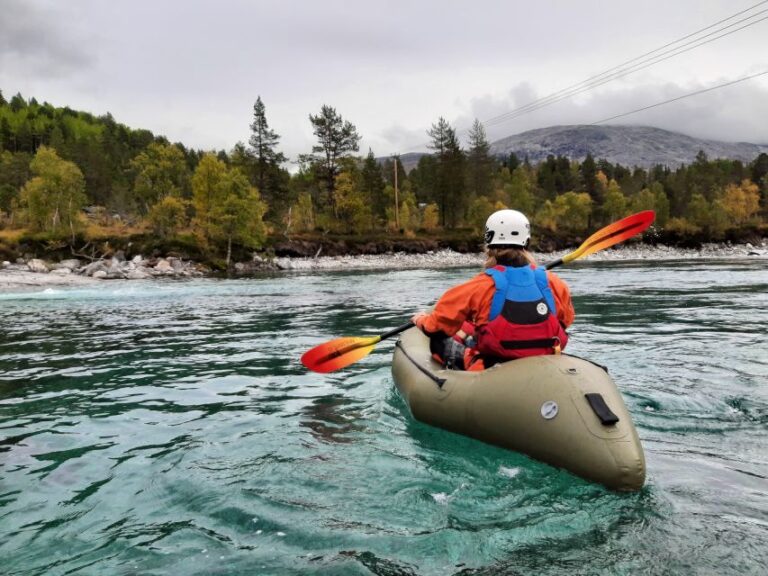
<box><xmin>552</xmin><ymin>337</ymin><xmax>562</xmax><ymax>355</ymax></box>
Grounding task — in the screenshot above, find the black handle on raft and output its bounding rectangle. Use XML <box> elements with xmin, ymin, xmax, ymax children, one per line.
<box><xmin>544</xmin><ymin>257</ymin><xmax>564</xmax><ymax>270</ymax></box>
<box><xmin>379</xmin><ymin>322</ymin><xmax>415</xmax><ymax>341</ymax></box>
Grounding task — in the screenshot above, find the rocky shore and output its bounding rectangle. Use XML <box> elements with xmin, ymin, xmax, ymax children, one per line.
<box><xmin>0</xmin><ymin>253</ymin><xmax>207</xmax><ymax>291</ymax></box>
<box><xmin>1</xmin><ymin>241</ymin><xmax>765</xmax><ymax>291</ymax></box>
<box><xmin>273</xmin><ymin>241</ymin><xmax>768</xmax><ymax>271</ymax></box>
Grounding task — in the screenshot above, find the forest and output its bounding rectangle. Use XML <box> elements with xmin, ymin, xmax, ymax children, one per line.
<box><xmin>1</xmin><ymin>90</ymin><xmax>766</xmax><ymax>264</ymax></box>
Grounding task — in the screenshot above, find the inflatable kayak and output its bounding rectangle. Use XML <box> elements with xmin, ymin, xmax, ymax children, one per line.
<box><xmin>391</xmin><ymin>327</ymin><xmax>645</xmax><ymax>491</ymax></box>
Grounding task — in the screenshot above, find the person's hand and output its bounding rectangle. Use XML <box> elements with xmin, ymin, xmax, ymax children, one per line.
<box><xmin>411</xmin><ymin>312</ymin><xmax>429</xmax><ymax>330</ymax></box>
<box><xmin>453</xmin><ymin>329</ymin><xmax>467</xmax><ymax>343</ymax></box>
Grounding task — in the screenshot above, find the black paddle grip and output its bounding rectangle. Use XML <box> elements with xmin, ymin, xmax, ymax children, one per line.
<box><xmin>380</xmin><ymin>322</ymin><xmax>415</xmax><ymax>341</ymax></box>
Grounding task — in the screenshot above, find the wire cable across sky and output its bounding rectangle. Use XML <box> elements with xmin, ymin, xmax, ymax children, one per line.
<box><xmin>590</xmin><ymin>69</ymin><xmax>768</xmax><ymax>125</ymax></box>
<box><xmin>479</xmin><ymin>9</ymin><xmax>768</xmax><ymax>130</ymax></box>
<box><xmin>400</xmin><ymin>1</ymin><xmax>768</xmax><ymax>154</ymax></box>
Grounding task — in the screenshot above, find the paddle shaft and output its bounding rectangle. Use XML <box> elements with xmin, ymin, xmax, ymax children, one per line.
<box><xmin>380</xmin><ymin>322</ymin><xmax>415</xmax><ymax>341</ymax></box>
<box><xmin>318</xmin><ymin>321</ymin><xmax>415</xmax><ymax>363</ymax></box>
<box><xmin>544</xmin><ymin>257</ymin><xmax>563</xmax><ymax>270</ymax></box>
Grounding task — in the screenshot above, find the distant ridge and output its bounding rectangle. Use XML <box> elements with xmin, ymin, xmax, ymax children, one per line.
<box><xmin>488</xmin><ymin>125</ymin><xmax>768</xmax><ymax>167</ymax></box>
<box><xmin>385</xmin><ymin>125</ymin><xmax>767</xmax><ymax>171</ymax></box>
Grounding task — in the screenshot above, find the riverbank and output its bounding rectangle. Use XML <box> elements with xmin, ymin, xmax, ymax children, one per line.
<box><xmin>0</xmin><ymin>255</ymin><xmax>207</xmax><ymax>292</ymax></box>
<box><xmin>1</xmin><ymin>241</ymin><xmax>765</xmax><ymax>291</ymax></box>
<box><xmin>273</xmin><ymin>241</ymin><xmax>768</xmax><ymax>271</ymax></box>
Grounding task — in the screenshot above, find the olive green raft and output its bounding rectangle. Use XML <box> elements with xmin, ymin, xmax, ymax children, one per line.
<box><xmin>392</xmin><ymin>327</ymin><xmax>646</xmax><ymax>491</ymax></box>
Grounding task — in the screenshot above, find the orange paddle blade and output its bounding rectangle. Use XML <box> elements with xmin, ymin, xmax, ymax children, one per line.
<box><xmin>564</xmin><ymin>210</ymin><xmax>655</xmax><ymax>263</ymax></box>
<box><xmin>301</xmin><ymin>336</ymin><xmax>381</xmax><ymax>373</ymax></box>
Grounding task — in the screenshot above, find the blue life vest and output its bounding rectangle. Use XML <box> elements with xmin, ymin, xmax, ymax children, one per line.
<box><xmin>486</xmin><ymin>265</ymin><xmax>557</xmax><ymax>321</ymax></box>
<box><xmin>477</xmin><ymin>264</ymin><xmax>567</xmax><ymax>360</ymax></box>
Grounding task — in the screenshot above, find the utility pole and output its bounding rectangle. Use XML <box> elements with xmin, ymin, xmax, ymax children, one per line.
<box><xmin>393</xmin><ymin>155</ymin><xmax>400</xmax><ymax>229</ymax></box>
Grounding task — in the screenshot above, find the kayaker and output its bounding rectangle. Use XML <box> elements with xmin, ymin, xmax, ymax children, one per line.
<box><xmin>411</xmin><ymin>209</ymin><xmax>574</xmax><ymax>371</ymax></box>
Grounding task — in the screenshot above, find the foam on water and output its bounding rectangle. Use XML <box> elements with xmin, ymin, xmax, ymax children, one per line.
<box><xmin>498</xmin><ymin>466</ymin><xmax>521</xmax><ymax>478</ymax></box>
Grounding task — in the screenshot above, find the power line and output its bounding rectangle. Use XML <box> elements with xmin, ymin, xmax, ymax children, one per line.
<box><xmin>481</xmin><ymin>10</ymin><xmax>768</xmax><ymax>129</ymax></box>
<box><xmin>479</xmin><ymin>1</ymin><xmax>768</xmax><ymax>128</ymax></box>
<box><xmin>400</xmin><ymin>2</ymin><xmax>768</xmax><ymax>153</ymax></box>
<box><xmin>590</xmin><ymin>69</ymin><xmax>768</xmax><ymax>125</ymax></box>
<box><xmin>553</xmin><ymin>0</ymin><xmax>768</xmax><ymax>88</ymax></box>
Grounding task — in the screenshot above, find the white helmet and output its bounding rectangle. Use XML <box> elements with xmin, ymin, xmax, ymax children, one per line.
<box><xmin>484</xmin><ymin>209</ymin><xmax>530</xmax><ymax>247</ymax></box>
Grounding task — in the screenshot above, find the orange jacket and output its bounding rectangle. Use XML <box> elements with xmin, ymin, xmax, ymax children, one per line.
<box><xmin>418</xmin><ymin>269</ymin><xmax>575</xmax><ymax>337</ymax></box>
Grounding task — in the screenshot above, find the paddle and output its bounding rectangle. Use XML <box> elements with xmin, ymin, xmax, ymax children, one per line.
<box><xmin>544</xmin><ymin>210</ymin><xmax>656</xmax><ymax>269</ymax></box>
<box><xmin>301</xmin><ymin>322</ymin><xmax>414</xmax><ymax>373</ymax></box>
<box><xmin>301</xmin><ymin>210</ymin><xmax>655</xmax><ymax>373</ymax></box>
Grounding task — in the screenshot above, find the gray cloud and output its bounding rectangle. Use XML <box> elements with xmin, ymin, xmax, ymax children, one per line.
<box><xmin>451</xmin><ymin>78</ymin><xmax>768</xmax><ymax>148</ymax></box>
<box><xmin>1</xmin><ymin>0</ymin><xmax>766</xmax><ymax>157</ymax></box>
<box><xmin>0</xmin><ymin>0</ymin><xmax>92</xmax><ymax>77</ymax></box>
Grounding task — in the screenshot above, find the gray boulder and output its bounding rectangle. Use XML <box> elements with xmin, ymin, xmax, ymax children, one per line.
<box><xmin>169</xmin><ymin>258</ymin><xmax>185</xmax><ymax>271</ymax></box>
<box><xmin>27</xmin><ymin>259</ymin><xmax>49</xmax><ymax>273</ymax></box>
<box><xmin>127</xmin><ymin>269</ymin><xmax>150</xmax><ymax>280</ymax></box>
<box><xmin>53</xmin><ymin>259</ymin><xmax>81</xmax><ymax>271</ymax></box>
<box><xmin>84</xmin><ymin>261</ymin><xmax>107</xmax><ymax>276</ymax></box>
<box><xmin>92</xmin><ymin>270</ymin><xmax>108</xmax><ymax>279</ymax></box>
<box><xmin>154</xmin><ymin>259</ymin><xmax>173</xmax><ymax>273</ymax></box>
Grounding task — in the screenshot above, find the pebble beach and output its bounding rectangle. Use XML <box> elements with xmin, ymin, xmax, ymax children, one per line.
<box><xmin>1</xmin><ymin>241</ymin><xmax>766</xmax><ymax>292</ymax></box>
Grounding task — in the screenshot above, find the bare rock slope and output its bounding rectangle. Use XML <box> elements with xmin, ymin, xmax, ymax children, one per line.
<box><xmin>489</xmin><ymin>125</ymin><xmax>768</xmax><ymax>167</ymax></box>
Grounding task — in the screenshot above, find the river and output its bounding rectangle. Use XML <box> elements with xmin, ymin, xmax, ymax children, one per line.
<box><xmin>1</xmin><ymin>258</ymin><xmax>766</xmax><ymax>575</ymax></box>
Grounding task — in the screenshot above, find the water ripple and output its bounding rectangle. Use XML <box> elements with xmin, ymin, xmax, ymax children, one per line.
<box><xmin>1</xmin><ymin>262</ymin><xmax>767</xmax><ymax>575</ymax></box>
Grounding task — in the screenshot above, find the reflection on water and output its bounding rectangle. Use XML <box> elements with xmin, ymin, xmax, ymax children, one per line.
<box><xmin>300</xmin><ymin>395</ymin><xmax>364</xmax><ymax>444</ymax></box>
<box><xmin>1</xmin><ymin>260</ymin><xmax>767</xmax><ymax>575</ymax></box>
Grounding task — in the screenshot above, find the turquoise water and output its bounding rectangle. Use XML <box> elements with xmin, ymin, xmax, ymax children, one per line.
<box><xmin>1</xmin><ymin>259</ymin><xmax>767</xmax><ymax>575</ymax></box>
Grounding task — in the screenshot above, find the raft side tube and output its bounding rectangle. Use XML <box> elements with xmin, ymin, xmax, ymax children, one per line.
<box><xmin>392</xmin><ymin>328</ymin><xmax>646</xmax><ymax>491</ymax></box>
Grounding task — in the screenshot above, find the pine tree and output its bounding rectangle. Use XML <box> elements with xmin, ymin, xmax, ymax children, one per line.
<box><xmin>249</xmin><ymin>96</ymin><xmax>286</xmax><ymax>193</ymax></box>
<box><xmin>427</xmin><ymin>117</ymin><xmax>465</xmax><ymax>227</ymax></box>
<box><xmin>750</xmin><ymin>153</ymin><xmax>768</xmax><ymax>207</ymax></box>
<box><xmin>361</xmin><ymin>149</ymin><xmax>386</xmax><ymax>224</ymax></box>
<box><xmin>409</xmin><ymin>154</ymin><xmax>437</xmax><ymax>206</ymax></box>
<box><xmin>427</xmin><ymin>117</ymin><xmax>451</xmax><ymax>157</ymax></box>
<box><xmin>10</xmin><ymin>93</ymin><xmax>26</xmax><ymax>112</ymax></box>
<box><xmin>0</xmin><ymin>118</ymin><xmax>13</xmax><ymax>151</ymax></box>
<box><xmin>467</xmin><ymin>119</ymin><xmax>495</xmax><ymax>202</ymax></box>
<box><xmin>443</xmin><ymin>127</ymin><xmax>466</xmax><ymax>227</ymax></box>
<box><xmin>537</xmin><ymin>155</ymin><xmax>558</xmax><ymax>200</ymax></box>
<box><xmin>382</xmin><ymin>156</ymin><xmax>407</xmax><ymax>188</ymax></box>
<box><xmin>505</xmin><ymin>166</ymin><xmax>535</xmax><ymax>215</ymax></box>
<box><xmin>580</xmin><ymin>153</ymin><xmax>598</xmax><ymax>199</ymax></box>
<box><xmin>300</xmin><ymin>105</ymin><xmax>361</xmax><ymax>217</ymax></box>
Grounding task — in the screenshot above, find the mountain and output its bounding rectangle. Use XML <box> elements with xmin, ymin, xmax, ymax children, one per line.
<box><xmin>489</xmin><ymin>125</ymin><xmax>768</xmax><ymax>167</ymax></box>
<box><xmin>376</xmin><ymin>152</ymin><xmax>427</xmax><ymax>174</ymax></box>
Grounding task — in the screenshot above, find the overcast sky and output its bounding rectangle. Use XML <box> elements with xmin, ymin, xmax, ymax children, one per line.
<box><xmin>2</xmin><ymin>0</ymin><xmax>767</xmax><ymax>160</ymax></box>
